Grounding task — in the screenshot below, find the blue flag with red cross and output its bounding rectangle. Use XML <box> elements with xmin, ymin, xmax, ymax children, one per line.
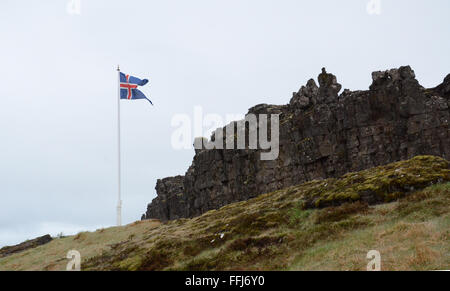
<box><xmin>120</xmin><ymin>72</ymin><xmax>153</xmax><ymax>105</ymax></box>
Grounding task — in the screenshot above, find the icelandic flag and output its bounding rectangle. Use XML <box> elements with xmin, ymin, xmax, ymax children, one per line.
<box><xmin>120</xmin><ymin>72</ymin><xmax>153</xmax><ymax>105</ymax></box>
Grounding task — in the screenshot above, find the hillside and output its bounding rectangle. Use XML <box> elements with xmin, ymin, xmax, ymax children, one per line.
<box><xmin>0</xmin><ymin>155</ymin><xmax>449</xmax><ymax>271</ymax></box>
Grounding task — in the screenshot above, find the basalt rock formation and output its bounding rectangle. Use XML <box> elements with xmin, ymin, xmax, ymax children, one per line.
<box><xmin>0</xmin><ymin>235</ymin><xmax>52</xmax><ymax>258</ymax></box>
<box><xmin>143</xmin><ymin>66</ymin><xmax>450</xmax><ymax>221</ymax></box>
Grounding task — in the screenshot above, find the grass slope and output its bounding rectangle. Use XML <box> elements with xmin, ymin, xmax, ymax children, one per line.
<box><xmin>0</xmin><ymin>156</ymin><xmax>449</xmax><ymax>271</ymax></box>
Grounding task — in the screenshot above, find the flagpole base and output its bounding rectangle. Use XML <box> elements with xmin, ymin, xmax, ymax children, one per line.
<box><xmin>116</xmin><ymin>200</ymin><xmax>122</xmax><ymax>227</ymax></box>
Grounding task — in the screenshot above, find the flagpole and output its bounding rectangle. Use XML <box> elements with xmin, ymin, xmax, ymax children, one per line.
<box><xmin>117</xmin><ymin>65</ymin><xmax>122</xmax><ymax>226</ymax></box>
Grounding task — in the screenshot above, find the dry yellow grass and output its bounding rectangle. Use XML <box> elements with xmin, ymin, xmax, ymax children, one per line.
<box><xmin>0</xmin><ymin>156</ymin><xmax>449</xmax><ymax>271</ymax></box>
<box><xmin>0</xmin><ymin>220</ymin><xmax>161</xmax><ymax>271</ymax></box>
<box><xmin>288</xmin><ymin>207</ymin><xmax>449</xmax><ymax>271</ymax></box>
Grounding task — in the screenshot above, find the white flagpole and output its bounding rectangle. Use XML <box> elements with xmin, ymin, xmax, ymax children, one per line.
<box><xmin>116</xmin><ymin>65</ymin><xmax>122</xmax><ymax>226</ymax></box>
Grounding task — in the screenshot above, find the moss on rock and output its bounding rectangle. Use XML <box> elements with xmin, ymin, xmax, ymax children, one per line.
<box><xmin>302</xmin><ymin>156</ymin><xmax>449</xmax><ymax>208</ymax></box>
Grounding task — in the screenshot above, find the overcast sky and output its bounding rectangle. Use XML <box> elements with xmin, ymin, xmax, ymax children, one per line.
<box><xmin>0</xmin><ymin>0</ymin><xmax>449</xmax><ymax>247</ymax></box>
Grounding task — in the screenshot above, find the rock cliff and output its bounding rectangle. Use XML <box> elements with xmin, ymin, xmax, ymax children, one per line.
<box><xmin>143</xmin><ymin>66</ymin><xmax>450</xmax><ymax>221</ymax></box>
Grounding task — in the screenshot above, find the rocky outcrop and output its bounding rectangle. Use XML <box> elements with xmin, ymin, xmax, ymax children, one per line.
<box><xmin>0</xmin><ymin>235</ymin><xmax>52</xmax><ymax>258</ymax></box>
<box><xmin>143</xmin><ymin>66</ymin><xmax>450</xmax><ymax>222</ymax></box>
<box><xmin>143</xmin><ymin>176</ymin><xmax>185</xmax><ymax>221</ymax></box>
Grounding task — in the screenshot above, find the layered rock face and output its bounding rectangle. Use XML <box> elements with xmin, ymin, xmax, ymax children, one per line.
<box><xmin>141</xmin><ymin>176</ymin><xmax>185</xmax><ymax>221</ymax></box>
<box><xmin>143</xmin><ymin>66</ymin><xmax>450</xmax><ymax>221</ymax></box>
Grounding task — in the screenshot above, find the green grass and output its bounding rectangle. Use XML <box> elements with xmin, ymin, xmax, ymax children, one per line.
<box><xmin>0</xmin><ymin>156</ymin><xmax>449</xmax><ymax>271</ymax></box>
